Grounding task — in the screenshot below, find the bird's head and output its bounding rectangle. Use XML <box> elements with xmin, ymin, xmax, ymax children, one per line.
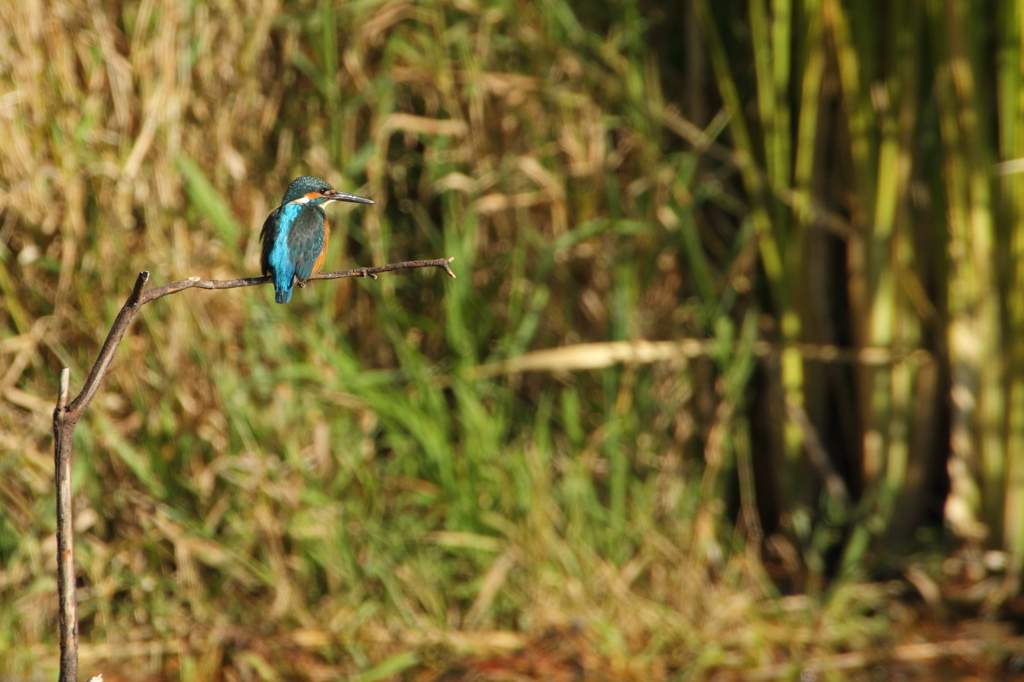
<box><xmin>281</xmin><ymin>176</ymin><xmax>375</xmax><ymax>207</ymax></box>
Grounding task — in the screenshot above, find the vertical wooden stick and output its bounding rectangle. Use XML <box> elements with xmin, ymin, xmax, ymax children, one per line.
<box><xmin>53</xmin><ymin>367</ymin><xmax>78</xmax><ymax>682</ymax></box>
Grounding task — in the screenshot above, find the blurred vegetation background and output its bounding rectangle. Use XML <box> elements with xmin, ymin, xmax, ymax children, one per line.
<box><xmin>2</xmin><ymin>0</ymin><xmax>1024</xmax><ymax>679</ymax></box>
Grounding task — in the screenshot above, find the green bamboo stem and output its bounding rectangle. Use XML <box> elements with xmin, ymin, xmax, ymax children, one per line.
<box><xmin>999</xmin><ymin>0</ymin><xmax>1024</xmax><ymax>590</ymax></box>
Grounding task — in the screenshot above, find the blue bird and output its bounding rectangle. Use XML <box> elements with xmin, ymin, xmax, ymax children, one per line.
<box><xmin>259</xmin><ymin>176</ymin><xmax>374</xmax><ymax>304</ymax></box>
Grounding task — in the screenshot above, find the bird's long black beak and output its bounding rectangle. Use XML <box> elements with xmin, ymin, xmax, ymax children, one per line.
<box><xmin>324</xmin><ymin>189</ymin><xmax>374</xmax><ymax>205</ymax></box>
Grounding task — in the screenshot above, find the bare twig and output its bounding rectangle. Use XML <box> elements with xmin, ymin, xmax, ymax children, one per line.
<box><xmin>50</xmin><ymin>257</ymin><xmax>455</xmax><ymax>682</ymax></box>
<box><xmin>310</xmin><ymin>258</ymin><xmax>457</xmax><ymax>282</ymax></box>
<box><xmin>133</xmin><ymin>257</ymin><xmax>457</xmax><ymax>301</ymax></box>
<box><xmin>53</xmin><ymin>368</ymin><xmax>76</xmax><ymax>682</ymax></box>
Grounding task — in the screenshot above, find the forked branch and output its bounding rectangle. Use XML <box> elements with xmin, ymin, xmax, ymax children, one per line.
<box><xmin>50</xmin><ymin>257</ymin><xmax>456</xmax><ymax>682</ymax></box>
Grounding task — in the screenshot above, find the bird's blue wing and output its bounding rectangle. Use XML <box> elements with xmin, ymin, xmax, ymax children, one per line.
<box><xmin>259</xmin><ymin>207</ymin><xmax>282</xmax><ymax>277</ymax></box>
<box><xmin>286</xmin><ymin>205</ymin><xmax>326</xmax><ymax>282</ymax></box>
<box><xmin>261</xmin><ymin>205</ymin><xmax>301</xmax><ymax>303</ymax></box>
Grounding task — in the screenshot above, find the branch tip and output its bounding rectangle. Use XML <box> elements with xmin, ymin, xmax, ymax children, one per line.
<box><xmin>58</xmin><ymin>368</ymin><xmax>70</xmax><ymax>410</ymax></box>
<box><xmin>127</xmin><ymin>272</ymin><xmax>151</xmax><ymax>306</ymax></box>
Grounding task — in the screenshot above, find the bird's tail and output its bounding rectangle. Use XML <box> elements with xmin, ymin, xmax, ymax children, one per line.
<box><xmin>274</xmin><ymin>285</ymin><xmax>292</xmax><ymax>304</ymax></box>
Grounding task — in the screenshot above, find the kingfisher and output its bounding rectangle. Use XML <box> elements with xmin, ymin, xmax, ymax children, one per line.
<box><xmin>259</xmin><ymin>175</ymin><xmax>374</xmax><ymax>303</ymax></box>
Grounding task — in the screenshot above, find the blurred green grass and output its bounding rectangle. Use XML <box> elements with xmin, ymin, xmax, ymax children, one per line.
<box><xmin>2</xmin><ymin>0</ymin><xmax>1024</xmax><ymax>680</ymax></box>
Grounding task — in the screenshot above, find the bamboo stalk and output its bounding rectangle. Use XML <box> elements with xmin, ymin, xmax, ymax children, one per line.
<box><xmin>932</xmin><ymin>0</ymin><xmax>1004</xmax><ymax>543</ymax></box>
<box><xmin>1000</xmin><ymin>0</ymin><xmax>1024</xmax><ymax>591</ymax></box>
